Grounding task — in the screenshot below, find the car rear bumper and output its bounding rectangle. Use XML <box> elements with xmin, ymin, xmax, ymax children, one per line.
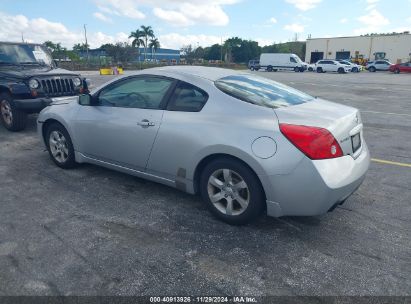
<box><xmin>264</xmin><ymin>142</ymin><xmax>370</xmax><ymax>217</ymax></box>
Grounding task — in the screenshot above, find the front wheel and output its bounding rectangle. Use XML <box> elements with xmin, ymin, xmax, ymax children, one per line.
<box><xmin>369</xmin><ymin>66</ymin><xmax>376</xmax><ymax>72</ymax></box>
<box><xmin>317</xmin><ymin>67</ymin><xmax>323</xmax><ymax>73</ymax></box>
<box><xmin>294</xmin><ymin>67</ymin><xmax>300</xmax><ymax>72</ymax></box>
<box><xmin>0</xmin><ymin>93</ymin><xmax>27</xmax><ymax>131</ymax></box>
<box><xmin>200</xmin><ymin>158</ymin><xmax>265</xmax><ymax>225</ymax></box>
<box><xmin>338</xmin><ymin>67</ymin><xmax>345</xmax><ymax>74</ymax></box>
<box><xmin>45</xmin><ymin>123</ymin><xmax>76</xmax><ymax>169</ymax></box>
<box><xmin>352</xmin><ymin>67</ymin><xmax>358</xmax><ymax>73</ymax></box>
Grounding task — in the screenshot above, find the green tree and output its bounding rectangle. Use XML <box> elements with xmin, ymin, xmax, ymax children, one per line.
<box><xmin>204</xmin><ymin>44</ymin><xmax>222</xmax><ymax>61</ymax></box>
<box><xmin>140</xmin><ymin>25</ymin><xmax>155</xmax><ymax>61</ymax></box>
<box><xmin>129</xmin><ymin>29</ymin><xmax>144</xmax><ymax>57</ymax></box>
<box><xmin>148</xmin><ymin>38</ymin><xmax>160</xmax><ymax>61</ymax></box>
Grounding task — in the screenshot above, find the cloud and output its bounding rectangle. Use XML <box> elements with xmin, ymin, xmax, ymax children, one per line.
<box><xmin>0</xmin><ymin>11</ymin><xmax>129</xmax><ymax>49</ymax></box>
<box><xmin>283</xmin><ymin>23</ymin><xmax>305</xmax><ymax>33</ymax></box>
<box><xmin>340</xmin><ymin>18</ymin><xmax>348</xmax><ymax>23</ymax></box>
<box><xmin>354</xmin><ymin>9</ymin><xmax>389</xmax><ymax>35</ymax></box>
<box><xmin>285</xmin><ymin>0</ymin><xmax>322</xmax><ymax>11</ymax></box>
<box><xmin>366</xmin><ymin>0</ymin><xmax>379</xmax><ymax>3</ymax></box>
<box><xmin>268</xmin><ymin>17</ymin><xmax>278</xmax><ymax>24</ymax></box>
<box><xmin>95</xmin><ymin>0</ymin><xmax>145</xmax><ymax>19</ymax></box>
<box><xmin>158</xmin><ymin>33</ymin><xmax>226</xmax><ymax>49</ymax></box>
<box><xmin>95</xmin><ymin>0</ymin><xmax>239</xmax><ymax>26</ymax></box>
<box><xmin>93</xmin><ymin>12</ymin><xmax>113</xmax><ymax>23</ymax></box>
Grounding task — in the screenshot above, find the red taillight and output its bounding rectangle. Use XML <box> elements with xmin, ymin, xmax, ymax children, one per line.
<box><xmin>279</xmin><ymin>123</ymin><xmax>343</xmax><ymax>160</ymax></box>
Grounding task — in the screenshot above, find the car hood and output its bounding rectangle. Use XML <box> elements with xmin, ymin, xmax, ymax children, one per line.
<box><xmin>0</xmin><ymin>67</ymin><xmax>80</xmax><ymax>80</ymax></box>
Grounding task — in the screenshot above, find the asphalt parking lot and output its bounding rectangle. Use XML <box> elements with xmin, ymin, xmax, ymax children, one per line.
<box><xmin>0</xmin><ymin>69</ymin><xmax>410</xmax><ymax>296</ymax></box>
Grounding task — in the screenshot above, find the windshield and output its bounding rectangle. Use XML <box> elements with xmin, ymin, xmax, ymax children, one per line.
<box><xmin>0</xmin><ymin>43</ymin><xmax>54</xmax><ymax>67</ymax></box>
<box><xmin>215</xmin><ymin>74</ymin><xmax>314</xmax><ymax>108</ymax></box>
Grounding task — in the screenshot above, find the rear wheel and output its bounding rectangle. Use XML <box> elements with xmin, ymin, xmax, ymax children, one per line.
<box><xmin>267</xmin><ymin>66</ymin><xmax>273</xmax><ymax>72</ymax></box>
<box><xmin>45</xmin><ymin>122</ymin><xmax>76</xmax><ymax>169</ymax></box>
<box><xmin>200</xmin><ymin>158</ymin><xmax>265</xmax><ymax>225</ymax></box>
<box><xmin>352</xmin><ymin>67</ymin><xmax>358</xmax><ymax>73</ymax></box>
<box><xmin>394</xmin><ymin>68</ymin><xmax>400</xmax><ymax>74</ymax></box>
<box><xmin>250</xmin><ymin>66</ymin><xmax>255</xmax><ymax>71</ymax></box>
<box><xmin>308</xmin><ymin>67</ymin><xmax>313</xmax><ymax>72</ymax></box>
<box><xmin>0</xmin><ymin>93</ymin><xmax>27</xmax><ymax>131</ymax></box>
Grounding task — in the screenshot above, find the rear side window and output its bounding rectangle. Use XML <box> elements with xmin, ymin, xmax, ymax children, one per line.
<box><xmin>167</xmin><ymin>81</ymin><xmax>208</xmax><ymax>112</ymax></box>
<box><xmin>215</xmin><ymin>75</ymin><xmax>314</xmax><ymax>109</ymax></box>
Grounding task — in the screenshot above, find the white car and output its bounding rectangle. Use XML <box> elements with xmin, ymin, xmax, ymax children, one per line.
<box><xmin>307</xmin><ymin>63</ymin><xmax>316</xmax><ymax>72</ymax></box>
<box><xmin>316</xmin><ymin>60</ymin><xmax>351</xmax><ymax>74</ymax></box>
<box><xmin>337</xmin><ymin>60</ymin><xmax>362</xmax><ymax>73</ymax></box>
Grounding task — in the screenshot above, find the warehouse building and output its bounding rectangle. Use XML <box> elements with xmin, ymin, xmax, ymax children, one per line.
<box><xmin>138</xmin><ymin>47</ymin><xmax>180</xmax><ymax>64</ymax></box>
<box><xmin>305</xmin><ymin>32</ymin><xmax>411</xmax><ymax>63</ymax></box>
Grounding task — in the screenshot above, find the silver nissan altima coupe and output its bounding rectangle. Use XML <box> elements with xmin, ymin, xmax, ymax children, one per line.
<box><xmin>37</xmin><ymin>66</ymin><xmax>370</xmax><ymax>225</ymax></box>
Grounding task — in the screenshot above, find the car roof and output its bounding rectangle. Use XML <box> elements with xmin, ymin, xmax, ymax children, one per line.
<box><xmin>146</xmin><ymin>66</ymin><xmax>241</xmax><ymax>81</ymax></box>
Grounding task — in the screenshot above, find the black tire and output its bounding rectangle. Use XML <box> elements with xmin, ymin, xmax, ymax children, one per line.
<box><xmin>308</xmin><ymin>67</ymin><xmax>313</xmax><ymax>72</ymax></box>
<box><xmin>369</xmin><ymin>66</ymin><xmax>376</xmax><ymax>72</ymax></box>
<box><xmin>394</xmin><ymin>68</ymin><xmax>400</xmax><ymax>74</ymax></box>
<box><xmin>0</xmin><ymin>92</ymin><xmax>27</xmax><ymax>131</ymax></box>
<box><xmin>250</xmin><ymin>66</ymin><xmax>255</xmax><ymax>71</ymax></box>
<box><xmin>199</xmin><ymin>157</ymin><xmax>265</xmax><ymax>225</ymax></box>
<box><xmin>352</xmin><ymin>67</ymin><xmax>358</xmax><ymax>73</ymax></box>
<box><xmin>45</xmin><ymin>122</ymin><xmax>76</xmax><ymax>169</ymax></box>
<box><xmin>294</xmin><ymin>67</ymin><xmax>300</xmax><ymax>72</ymax></box>
<box><xmin>338</xmin><ymin>67</ymin><xmax>345</xmax><ymax>74</ymax></box>
<box><xmin>317</xmin><ymin>67</ymin><xmax>323</xmax><ymax>73</ymax></box>
<box><xmin>267</xmin><ymin>66</ymin><xmax>273</xmax><ymax>72</ymax></box>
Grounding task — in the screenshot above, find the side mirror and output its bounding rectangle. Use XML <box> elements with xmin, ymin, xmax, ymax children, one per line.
<box><xmin>79</xmin><ymin>94</ymin><xmax>95</xmax><ymax>106</ymax></box>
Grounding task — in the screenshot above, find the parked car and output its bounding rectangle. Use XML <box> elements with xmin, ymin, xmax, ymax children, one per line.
<box><xmin>337</xmin><ymin>59</ymin><xmax>363</xmax><ymax>72</ymax></box>
<box><xmin>38</xmin><ymin>66</ymin><xmax>370</xmax><ymax>225</ymax></box>
<box><xmin>389</xmin><ymin>62</ymin><xmax>411</xmax><ymax>73</ymax></box>
<box><xmin>0</xmin><ymin>41</ymin><xmax>88</xmax><ymax>131</ymax></box>
<box><xmin>307</xmin><ymin>63</ymin><xmax>316</xmax><ymax>72</ymax></box>
<box><xmin>248</xmin><ymin>59</ymin><xmax>260</xmax><ymax>71</ymax></box>
<box><xmin>366</xmin><ymin>60</ymin><xmax>392</xmax><ymax>72</ymax></box>
<box><xmin>259</xmin><ymin>53</ymin><xmax>307</xmax><ymax>72</ymax></box>
<box><xmin>316</xmin><ymin>60</ymin><xmax>351</xmax><ymax>73</ymax></box>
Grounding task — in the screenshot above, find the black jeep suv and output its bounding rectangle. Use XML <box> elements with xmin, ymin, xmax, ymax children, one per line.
<box><xmin>0</xmin><ymin>42</ymin><xmax>88</xmax><ymax>131</ymax></box>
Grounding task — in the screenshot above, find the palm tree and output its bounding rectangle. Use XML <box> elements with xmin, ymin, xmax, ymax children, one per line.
<box><xmin>129</xmin><ymin>30</ymin><xmax>144</xmax><ymax>61</ymax></box>
<box><xmin>149</xmin><ymin>38</ymin><xmax>160</xmax><ymax>62</ymax></box>
<box><xmin>140</xmin><ymin>25</ymin><xmax>154</xmax><ymax>61</ymax></box>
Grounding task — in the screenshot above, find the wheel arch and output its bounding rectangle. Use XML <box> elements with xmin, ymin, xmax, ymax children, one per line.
<box><xmin>192</xmin><ymin>153</ymin><xmax>267</xmax><ymax>204</ymax></box>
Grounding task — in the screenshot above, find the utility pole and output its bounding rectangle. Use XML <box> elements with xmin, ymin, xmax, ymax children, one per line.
<box><xmin>21</xmin><ymin>32</ymin><xmax>24</xmax><ymax>43</ymax></box>
<box><xmin>84</xmin><ymin>24</ymin><xmax>89</xmax><ymax>64</ymax></box>
<box><xmin>220</xmin><ymin>37</ymin><xmax>223</xmax><ymax>62</ymax></box>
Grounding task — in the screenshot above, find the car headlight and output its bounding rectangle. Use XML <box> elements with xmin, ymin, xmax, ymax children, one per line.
<box><xmin>29</xmin><ymin>79</ymin><xmax>39</xmax><ymax>89</ymax></box>
<box><xmin>73</xmin><ymin>77</ymin><xmax>82</xmax><ymax>87</ymax></box>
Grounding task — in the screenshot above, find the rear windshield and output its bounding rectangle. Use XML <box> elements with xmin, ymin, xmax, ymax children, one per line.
<box><xmin>214</xmin><ymin>74</ymin><xmax>314</xmax><ymax>108</ymax></box>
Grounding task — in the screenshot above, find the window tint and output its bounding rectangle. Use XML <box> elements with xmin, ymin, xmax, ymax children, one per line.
<box><xmin>167</xmin><ymin>82</ymin><xmax>208</xmax><ymax>112</ymax></box>
<box><xmin>98</xmin><ymin>76</ymin><xmax>173</xmax><ymax>109</ymax></box>
<box><xmin>215</xmin><ymin>74</ymin><xmax>314</xmax><ymax>109</ymax></box>
<box><xmin>290</xmin><ymin>57</ymin><xmax>297</xmax><ymax>63</ymax></box>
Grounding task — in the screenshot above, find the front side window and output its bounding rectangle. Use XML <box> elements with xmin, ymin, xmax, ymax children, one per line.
<box><xmin>215</xmin><ymin>74</ymin><xmax>314</xmax><ymax>109</ymax></box>
<box><xmin>98</xmin><ymin>76</ymin><xmax>174</xmax><ymax>109</ymax></box>
<box><xmin>167</xmin><ymin>82</ymin><xmax>208</xmax><ymax>112</ymax></box>
<box><xmin>290</xmin><ymin>57</ymin><xmax>297</xmax><ymax>63</ymax></box>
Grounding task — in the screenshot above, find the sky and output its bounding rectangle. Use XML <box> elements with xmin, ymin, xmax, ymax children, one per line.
<box><xmin>1</xmin><ymin>0</ymin><xmax>411</xmax><ymax>50</ymax></box>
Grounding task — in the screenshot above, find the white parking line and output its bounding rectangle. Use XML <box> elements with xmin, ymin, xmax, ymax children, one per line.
<box><xmin>362</xmin><ymin>111</ymin><xmax>411</xmax><ymax>117</ymax></box>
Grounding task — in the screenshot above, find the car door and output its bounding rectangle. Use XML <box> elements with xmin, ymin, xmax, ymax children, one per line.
<box><xmin>376</xmin><ymin>61</ymin><xmax>389</xmax><ymax>70</ymax></box>
<box><xmin>73</xmin><ymin>75</ymin><xmax>176</xmax><ymax>171</ymax></box>
<box><xmin>146</xmin><ymin>81</ymin><xmax>209</xmax><ymax>181</ymax></box>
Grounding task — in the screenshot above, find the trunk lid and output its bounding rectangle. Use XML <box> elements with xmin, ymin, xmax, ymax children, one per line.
<box><xmin>275</xmin><ymin>99</ymin><xmax>363</xmax><ymax>157</ymax></box>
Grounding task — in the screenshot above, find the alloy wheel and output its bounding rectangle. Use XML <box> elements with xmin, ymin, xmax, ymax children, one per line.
<box><xmin>1</xmin><ymin>99</ymin><xmax>13</xmax><ymax>126</ymax></box>
<box><xmin>49</xmin><ymin>130</ymin><xmax>69</xmax><ymax>163</ymax></box>
<box><xmin>207</xmin><ymin>169</ymin><xmax>250</xmax><ymax>216</ymax></box>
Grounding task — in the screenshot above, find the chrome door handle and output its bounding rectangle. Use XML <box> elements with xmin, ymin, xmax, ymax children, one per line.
<box><xmin>137</xmin><ymin>119</ymin><xmax>155</xmax><ymax>127</ymax></box>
